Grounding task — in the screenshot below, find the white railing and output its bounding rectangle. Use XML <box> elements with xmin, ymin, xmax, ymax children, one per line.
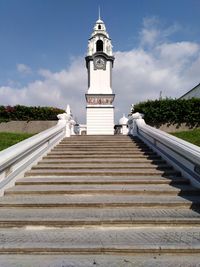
<box><xmin>0</xmin><ymin>105</ymin><xmax>76</xmax><ymax>195</ymax></box>
<box><xmin>128</xmin><ymin>113</ymin><xmax>200</xmax><ymax>188</ymax></box>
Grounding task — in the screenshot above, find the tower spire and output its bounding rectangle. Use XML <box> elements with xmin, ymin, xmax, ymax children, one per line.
<box><xmin>98</xmin><ymin>6</ymin><xmax>101</xmax><ymax>20</ymax></box>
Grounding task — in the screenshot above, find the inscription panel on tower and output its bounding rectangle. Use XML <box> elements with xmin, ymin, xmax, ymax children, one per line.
<box><xmin>86</xmin><ymin>94</ymin><xmax>115</xmax><ymax>105</ymax></box>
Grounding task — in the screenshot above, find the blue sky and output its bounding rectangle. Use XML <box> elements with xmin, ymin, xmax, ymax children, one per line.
<box><xmin>0</xmin><ymin>0</ymin><xmax>200</xmax><ymax>122</ymax></box>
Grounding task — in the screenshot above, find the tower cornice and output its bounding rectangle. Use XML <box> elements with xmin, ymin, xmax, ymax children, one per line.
<box><xmin>89</xmin><ymin>33</ymin><xmax>111</xmax><ymax>41</ymax></box>
<box><xmin>85</xmin><ymin>52</ymin><xmax>115</xmax><ymax>69</ymax></box>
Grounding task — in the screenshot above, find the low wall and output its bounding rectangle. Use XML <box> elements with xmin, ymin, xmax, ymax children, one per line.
<box><xmin>153</xmin><ymin>123</ymin><xmax>199</xmax><ymax>133</ymax></box>
<box><xmin>0</xmin><ymin>121</ymin><xmax>199</xmax><ymax>134</ymax></box>
<box><xmin>0</xmin><ymin>121</ymin><xmax>57</xmax><ymax>134</ymax></box>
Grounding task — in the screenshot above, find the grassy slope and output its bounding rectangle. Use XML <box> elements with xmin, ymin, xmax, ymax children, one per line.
<box><xmin>0</xmin><ymin>132</ymin><xmax>34</xmax><ymax>151</ymax></box>
<box><xmin>171</xmin><ymin>129</ymin><xmax>200</xmax><ymax>147</ymax></box>
<box><xmin>0</xmin><ymin>129</ymin><xmax>199</xmax><ymax>152</ymax></box>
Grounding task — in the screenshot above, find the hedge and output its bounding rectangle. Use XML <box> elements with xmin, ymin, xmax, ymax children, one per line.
<box><xmin>131</xmin><ymin>99</ymin><xmax>200</xmax><ymax>127</ymax></box>
<box><xmin>0</xmin><ymin>105</ymin><xmax>65</xmax><ymax>122</ymax></box>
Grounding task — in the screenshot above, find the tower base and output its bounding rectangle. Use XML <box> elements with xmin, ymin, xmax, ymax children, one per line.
<box><xmin>86</xmin><ymin>106</ymin><xmax>114</xmax><ymax>135</ymax></box>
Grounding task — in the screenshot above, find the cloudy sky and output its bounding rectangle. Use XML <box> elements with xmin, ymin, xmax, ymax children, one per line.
<box><xmin>0</xmin><ymin>0</ymin><xmax>200</xmax><ymax>123</ymax></box>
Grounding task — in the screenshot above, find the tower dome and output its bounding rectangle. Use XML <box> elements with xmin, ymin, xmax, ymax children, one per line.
<box><xmin>87</xmin><ymin>11</ymin><xmax>112</xmax><ymax>57</ymax></box>
<box><xmin>119</xmin><ymin>114</ymin><xmax>128</xmax><ymax>125</ymax></box>
<box><xmin>92</xmin><ymin>18</ymin><xmax>108</xmax><ymax>36</ymax></box>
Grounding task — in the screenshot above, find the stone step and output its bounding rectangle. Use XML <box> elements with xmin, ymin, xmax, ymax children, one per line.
<box><xmin>0</xmin><ymin>227</ymin><xmax>200</xmax><ymax>253</ymax></box>
<box><xmin>17</xmin><ymin>176</ymin><xmax>190</xmax><ymax>185</ymax></box>
<box><xmin>31</xmin><ymin>163</ymin><xmax>172</xmax><ymax>170</ymax></box>
<box><xmin>25</xmin><ymin>169</ymin><xmax>180</xmax><ymax>177</ymax></box>
<box><xmin>57</xmin><ymin>142</ymin><xmax>147</xmax><ymax>149</ymax></box>
<box><xmin>58</xmin><ymin>143</ymin><xmax>144</xmax><ymax>148</ymax></box>
<box><xmin>63</xmin><ymin>136</ymin><xmax>134</xmax><ymax>139</ymax></box>
<box><xmin>52</xmin><ymin>147</ymin><xmax>151</xmax><ymax>152</ymax></box>
<box><xmin>59</xmin><ymin>142</ymin><xmax>146</xmax><ymax>146</ymax></box>
<box><xmin>59</xmin><ymin>138</ymin><xmax>137</xmax><ymax>142</ymax></box>
<box><xmin>0</xmin><ymin>194</ymin><xmax>199</xmax><ymax>208</ymax></box>
<box><xmin>56</xmin><ymin>143</ymin><xmax>149</xmax><ymax>147</ymax></box>
<box><xmin>0</xmin><ymin>207</ymin><xmax>199</xmax><ymax>227</ymax></box>
<box><xmin>39</xmin><ymin>158</ymin><xmax>166</xmax><ymax>164</ymax></box>
<box><xmin>61</xmin><ymin>139</ymin><xmax>135</xmax><ymax>143</ymax></box>
<box><xmin>37</xmin><ymin>158</ymin><xmax>166</xmax><ymax>168</ymax></box>
<box><xmin>47</xmin><ymin>150</ymin><xmax>156</xmax><ymax>155</ymax></box>
<box><xmin>0</xmin><ymin>254</ymin><xmax>200</xmax><ymax>267</ymax></box>
<box><xmin>57</xmin><ymin>140</ymin><xmax>146</xmax><ymax>143</ymax></box>
<box><xmin>43</xmin><ymin>154</ymin><xmax>161</xmax><ymax>159</ymax></box>
<box><xmin>5</xmin><ymin>184</ymin><xmax>199</xmax><ymax>195</ymax></box>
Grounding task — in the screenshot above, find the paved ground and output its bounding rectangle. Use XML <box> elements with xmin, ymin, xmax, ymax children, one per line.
<box><xmin>0</xmin><ymin>194</ymin><xmax>199</xmax><ymax>207</ymax></box>
<box><xmin>0</xmin><ymin>227</ymin><xmax>200</xmax><ymax>253</ymax></box>
<box><xmin>0</xmin><ymin>207</ymin><xmax>200</xmax><ymax>227</ymax></box>
<box><xmin>0</xmin><ymin>254</ymin><xmax>200</xmax><ymax>267</ymax></box>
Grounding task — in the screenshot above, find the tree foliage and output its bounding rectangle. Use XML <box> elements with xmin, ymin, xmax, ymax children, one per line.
<box><xmin>132</xmin><ymin>99</ymin><xmax>200</xmax><ymax>127</ymax></box>
<box><xmin>0</xmin><ymin>105</ymin><xmax>65</xmax><ymax>122</ymax></box>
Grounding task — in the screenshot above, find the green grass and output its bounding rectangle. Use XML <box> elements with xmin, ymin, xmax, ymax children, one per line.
<box><xmin>0</xmin><ymin>132</ymin><xmax>34</xmax><ymax>151</ymax></box>
<box><xmin>171</xmin><ymin>129</ymin><xmax>200</xmax><ymax>147</ymax></box>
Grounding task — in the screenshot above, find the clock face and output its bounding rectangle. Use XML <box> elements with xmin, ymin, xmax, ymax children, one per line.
<box><xmin>94</xmin><ymin>57</ymin><xmax>106</xmax><ymax>69</ymax></box>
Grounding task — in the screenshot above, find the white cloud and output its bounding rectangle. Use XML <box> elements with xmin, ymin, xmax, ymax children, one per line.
<box><xmin>17</xmin><ymin>64</ymin><xmax>32</xmax><ymax>74</ymax></box>
<box><xmin>1</xmin><ymin>58</ymin><xmax>87</xmax><ymax>123</ymax></box>
<box><xmin>140</xmin><ymin>16</ymin><xmax>181</xmax><ymax>47</ymax></box>
<box><xmin>113</xmin><ymin>40</ymin><xmax>200</xmax><ymax>118</ymax></box>
<box><xmin>38</xmin><ymin>69</ymin><xmax>52</xmax><ymax>78</ymax></box>
<box><xmin>158</xmin><ymin>42</ymin><xmax>199</xmax><ymax>61</ymax></box>
<box><xmin>1</xmin><ymin>18</ymin><xmax>200</xmax><ymax>123</ymax></box>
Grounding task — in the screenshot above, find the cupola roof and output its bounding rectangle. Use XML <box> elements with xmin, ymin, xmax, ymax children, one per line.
<box><xmin>90</xmin><ymin>11</ymin><xmax>109</xmax><ymax>39</ymax></box>
<box><xmin>119</xmin><ymin>114</ymin><xmax>128</xmax><ymax>125</ymax></box>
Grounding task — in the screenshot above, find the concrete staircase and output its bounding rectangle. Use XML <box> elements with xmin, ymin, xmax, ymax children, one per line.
<box><xmin>0</xmin><ymin>135</ymin><xmax>200</xmax><ymax>266</ymax></box>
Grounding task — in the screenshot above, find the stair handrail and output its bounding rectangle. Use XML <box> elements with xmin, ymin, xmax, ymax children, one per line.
<box><xmin>0</xmin><ymin>122</ymin><xmax>65</xmax><ymax>194</ymax></box>
<box><xmin>0</xmin><ymin>104</ymin><xmax>76</xmax><ymax>194</ymax></box>
<box><xmin>0</xmin><ymin>123</ymin><xmax>65</xmax><ymax>172</ymax></box>
<box><xmin>128</xmin><ymin>113</ymin><xmax>200</xmax><ymax>186</ymax></box>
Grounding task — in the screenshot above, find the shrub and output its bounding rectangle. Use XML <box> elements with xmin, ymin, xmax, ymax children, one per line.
<box><xmin>131</xmin><ymin>98</ymin><xmax>200</xmax><ymax>127</ymax></box>
<box><xmin>0</xmin><ymin>105</ymin><xmax>65</xmax><ymax>122</ymax></box>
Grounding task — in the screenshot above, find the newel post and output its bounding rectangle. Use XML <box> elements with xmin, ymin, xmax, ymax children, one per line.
<box><xmin>57</xmin><ymin>105</ymin><xmax>76</xmax><ymax>137</ymax></box>
<box><xmin>128</xmin><ymin>112</ymin><xmax>144</xmax><ymax>136</ymax></box>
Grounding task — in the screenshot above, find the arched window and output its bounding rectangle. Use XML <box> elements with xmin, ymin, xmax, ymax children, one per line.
<box><xmin>96</xmin><ymin>40</ymin><xmax>103</xmax><ymax>52</ymax></box>
<box><xmin>98</xmin><ymin>25</ymin><xmax>101</xmax><ymax>30</ymax></box>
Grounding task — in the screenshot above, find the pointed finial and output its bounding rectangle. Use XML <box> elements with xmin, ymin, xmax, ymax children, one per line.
<box><xmin>98</xmin><ymin>6</ymin><xmax>101</xmax><ymax>20</ymax></box>
<box><xmin>66</xmin><ymin>104</ymin><xmax>71</xmax><ymax>115</ymax></box>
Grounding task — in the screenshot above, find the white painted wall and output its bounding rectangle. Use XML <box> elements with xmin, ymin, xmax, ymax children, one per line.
<box><xmin>86</xmin><ymin>107</ymin><xmax>114</xmax><ymax>135</ymax></box>
<box><xmin>88</xmin><ymin>61</ymin><xmax>112</xmax><ymax>94</ymax></box>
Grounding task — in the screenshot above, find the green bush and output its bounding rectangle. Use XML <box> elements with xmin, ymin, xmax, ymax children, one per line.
<box><xmin>131</xmin><ymin>98</ymin><xmax>200</xmax><ymax>127</ymax></box>
<box><xmin>0</xmin><ymin>105</ymin><xmax>65</xmax><ymax>122</ymax></box>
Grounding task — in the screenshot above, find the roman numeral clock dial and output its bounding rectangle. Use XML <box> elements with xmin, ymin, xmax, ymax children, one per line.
<box><xmin>94</xmin><ymin>56</ymin><xmax>106</xmax><ymax>69</ymax></box>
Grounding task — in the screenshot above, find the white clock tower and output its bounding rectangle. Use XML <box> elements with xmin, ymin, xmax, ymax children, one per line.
<box><xmin>85</xmin><ymin>13</ymin><xmax>115</xmax><ymax>135</ymax></box>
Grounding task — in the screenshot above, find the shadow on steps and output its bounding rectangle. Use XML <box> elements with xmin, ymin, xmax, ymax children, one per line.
<box><xmin>129</xmin><ymin>135</ymin><xmax>200</xmax><ymax>214</ymax></box>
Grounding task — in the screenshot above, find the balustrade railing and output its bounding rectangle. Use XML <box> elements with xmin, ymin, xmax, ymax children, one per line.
<box><xmin>128</xmin><ymin>113</ymin><xmax>200</xmax><ymax>187</ymax></box>
<box><xmin>0</xmin><ymin>105</ymin><xmax>75</xmax><ymax>195</ymax></box>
